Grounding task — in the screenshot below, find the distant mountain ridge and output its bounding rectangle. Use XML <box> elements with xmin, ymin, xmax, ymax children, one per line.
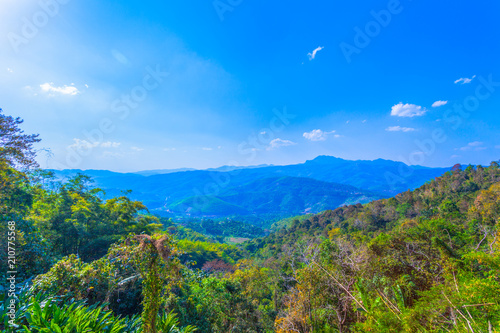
<box><xmin>49</xmin><ymin>156</ymin><xmax>451</xmax><ymax>219</ymax></box>
<box><xmin>132</xmin><ymin>164</ymin><xmax>274</xmax><ymax>176</ymax></box>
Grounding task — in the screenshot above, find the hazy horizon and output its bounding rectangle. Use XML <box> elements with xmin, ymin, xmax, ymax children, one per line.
<box><xmin>44</xmin><ymin>154</ymin><xmax>464</xmax><ymax>174</ymax></box>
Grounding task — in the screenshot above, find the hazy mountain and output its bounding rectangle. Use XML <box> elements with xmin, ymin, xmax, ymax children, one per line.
<box><xmin>259</xmin><ymin>156</ymin><xmax>449</xmax><ymax>195</ymax></box>
<box><xmin>134</xmin><ymin>168</ymin><xmax>197</xmax><ymax>176</ymax></box>
<box><xmin>49</xmin><ymin>156</ymin><xmax>451</xmax><ymax>218</ymax></box>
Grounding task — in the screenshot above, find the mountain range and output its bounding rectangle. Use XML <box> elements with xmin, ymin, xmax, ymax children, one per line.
<box><xmin>49</xmin><ymin>156</ymin><xmax>451</xmax><ymax>219</ymax></box>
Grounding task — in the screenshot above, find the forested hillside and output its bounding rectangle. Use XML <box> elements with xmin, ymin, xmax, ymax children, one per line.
<box><xmin>169</xmin><ymin>176</ymin><xmax>381</xmax><ymax>217</ymax></box>
<box><xmin>252</xmin><ymin>164</ymin><xmax>500</xmax><ymax>331</ymax></box>
<box><xmin>1</xmin><ymin>110</ymin><xmax>499</xmax><ymax>332</ymax></box>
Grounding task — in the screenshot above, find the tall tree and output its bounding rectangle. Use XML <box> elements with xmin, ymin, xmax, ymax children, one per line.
<box><xmin>0</xmin><ymin>108</ymin><xmax>40</xmax><ymax>169</ymax></box>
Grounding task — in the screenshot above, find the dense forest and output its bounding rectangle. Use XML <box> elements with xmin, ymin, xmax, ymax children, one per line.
<box><xmin>1</xmin><ymin>109</ymin><xmax>499</xmax><ymax>332</ymax></box>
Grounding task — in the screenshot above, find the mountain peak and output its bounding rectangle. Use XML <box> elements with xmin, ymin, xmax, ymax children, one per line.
<box><xmin>307</xmin><ymin>155</ymin><xmax>343</xmax><ymax>164</ymax></box>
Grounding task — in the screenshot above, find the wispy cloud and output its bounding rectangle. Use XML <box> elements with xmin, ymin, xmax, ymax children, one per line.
<box><xmin>432</xmin><ymin>100</ymin><xmax>448</xmax><ymax>108</ymax></box>
<box><xmin>303</xmin><ymin>129</ymin><xmax>337</xmax><ymax>141</ymax></box>
<box><xmin>390</xmin><ymin>103</ymin><xmax>427</xmax><ymax>117</ymax></box>
<box><xmin>454</xmin><ymin>75</ymin><xmax>476</xmax><ymax>84</ymax></box>
<box><xmin>385</xmin><ymin>126</ymin><xmax>416</xmax><ymax>132</ymax></box>
<box><xmin>163</xmin><ymin>148</ymin><xmax>176</xmax><ymax>152</ymax></box>
<box><xmin>267</xmin><ymin>138</ymin><xmax>296</xmax><ymax>150</ymax></box>
<box><xmin>307</xmin><ymin>46</ymin><xmax>324</xmax><ymax>60</ymax></box>
<box><xmin>100</xmin><ymin>141</ymin><xmax>121</xmax><ymax>148</ymax></box>
<box><xmin>68</xmin><ymin>139</ymin><xmax>121</xmax><ymax>150</ymax></box>
<box><xmin>40</xmin><ymin>82</ymin><xmax>80</xmax><ymax>96</ymax></box>
<box><xmin>7</xmin><ymin>68</ymin><xmax>13</xmax><ymax>73</ymax></box>
<box><xmin>457</xmin><ymin>141</ymin><xmax>486</xmax><ymax>151</ymax></box>
<box><xmin>131</xmin><ymin>146</ymin><xmax>144</xmax><ymax>152</ymax></box>
<box><xmin>68</xmin><ymin>139</ymin><xmax>98</xmax><ymax>150</ymax></box>
<box><xmin>202</xmin><ymin>147</ymin><xmax>213</xmax><ymax>151</ymax></box>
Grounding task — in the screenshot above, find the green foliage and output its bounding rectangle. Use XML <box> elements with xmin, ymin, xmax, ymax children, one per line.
<box><xmin>0</xmin><ymin>108</ymin><xmax>41</xmax><ymax>169</ymax></box>
<box><xmin>10</xmin><ymin>162</ymin><xmax>500</xmax><ymax>332</ymax></box>
<box><xmin>0</xmin><ymin>287</ymin><xmax>140</xmax><ymax>332</ymax></box>
<box><xmin>0</xmin><ymin>161</ymin><xmax>53</xmax><ymax>280</ymax></box>
<box><xmin>0</xmin><ymin>286</ymin><xmax>199</xmax><ymax>333</ymax></box>
<box><xmin>26</xmin><ymin>172</ymin><xmax>163</xmax><ymax>264</ymax></box>
<box><xmin>177</xmin><ymin>239</ymin><xmax>243</xmax><ymax>269</ymax></box>
<box><xmin>269</xmin><ymin>164</ymin><xmax>500</xmax><ymax>332</ymax></box>
<box><xmin>174</xmin><ymin>276</ymin><xmax>264</xmax><ymax>333</ymax></box>
<box><xmin>156</xmin><ymin>311</ymin><xmax>197</xmax><ymax>333</ymax></box>
<box><xmin>183</xmin><ymin>218</ymin><xmax>265</xmax><ymax>239</ymax></box>
<box><xmin>128</xmin><ymin>234</ymin><xmax>182</xmax><ymax>333</ymax></box>
<box><xmin>3</xmin><ymin>111</ymin><xmax>500</xmax><ymax>332</ymax></box>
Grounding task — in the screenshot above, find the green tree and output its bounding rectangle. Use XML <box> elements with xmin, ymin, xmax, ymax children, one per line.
<box><xmin>0</xmin><ymin>108</ymin><xmax>40</xmax><ymax>169</ymax></box>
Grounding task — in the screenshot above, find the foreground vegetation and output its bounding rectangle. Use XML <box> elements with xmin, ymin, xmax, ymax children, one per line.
<box><xmin>1</xmin><ymin>109</ymin><xmax>499</xmax><ymax>332</ymax></box>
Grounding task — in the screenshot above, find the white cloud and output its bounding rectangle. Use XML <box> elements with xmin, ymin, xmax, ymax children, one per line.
<box><xmin>68</xmin><ymin>139</ymin><xmax>122</xmax><ymax>150</ymax></box>
<box><xmin>451</xmin><ymin>155</ymin><xmax>461</xmax><ymax>159</ymax></box>
<box><xmin>163</xmin><ymin>148</ymin><xmax>176</xmax><ymax>152</ymax></box>
<box><xmin>131</xmin><ymin>146</ymin><xmax>144</xmax><ymax>152</ymax></box>
<box><xmin>7</xmin><ymin>68</ymin><xmax>13</xmax><ymax>73</ymax></box>
<box><xmin>100</xmin><ymin>141</ymin><xmax>121</xmax><ymax>148</ymax></box>
<box><xmin>303</xmin><ymin>129</ymin><xmax>337</xmax><ymax>141</ymax></box>
<box><xmin>362</xmin><ymin>119</ymin><xmax>367</xmax><ymax>123</ymax></box>
<box><xmin>267</xmin><ymin>138</ymin><xmax>296</xmax><ymax>150</ymax></box>
<box><xmin>23</xmin><ymin>85</ymin><xmax>38</xmax><ymax>96</ymax></box>
<box><xmin>457</xmin><ymin>141</ymin><xmax>486</xmax><ymax>151</ymax></box>
<box><xmin>202</xmin><ymin>147</ymin><xmax>213</xmax><ymax>151</ymax></box>
<box><xmin>390</xmin><ymin>103</ymin><xmax>427</xmax><ymax>117</ymax></box>
<box><xmin>85</xmin><ymin>84</ymin><xmax>89</xmax><ymax>88</ymax></box>
<box><xmin>40</xmin><ymin>82</ymin><xmax>80</xmax><ymax>96</ymax></box>
<box><xmin>385</xmin><ymin>126</ymin><xmax>416</xmax><ymax>132</ymax></box>
<box><xmin>432</xmin><ymin>100</ymin><xmax>448</xmax><ymax>108</ymax></box>
<box><xmin>454</xmin><ymin>75</ymin><xmax>476</xmax><ymax>84</ymax></box>
<box><xmin>307</xmin><ymin>46</ymin><xmax>324</xmax><ymax>60</ymax></box>
<box><xmin>68</xmin><ymin>139</ymin><xmax>99</xmax><ymax>150</ymax></box>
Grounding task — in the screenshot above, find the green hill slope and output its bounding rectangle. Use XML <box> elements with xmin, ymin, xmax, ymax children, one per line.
<box><xmin>242</xmin><ymin>163</ymin><xmax>500</xmax><ymax>331</ymax></box>
<box><xmin>168</xmin><ymin>176</ymin><xmax>382</xmax><ymax>217</ymax></box>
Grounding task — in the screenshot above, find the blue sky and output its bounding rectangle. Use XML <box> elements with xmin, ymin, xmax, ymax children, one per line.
<box><xmin>1</xmin><ymin>0</ymin><xmax>499</xmax><ymax>171</ymax></box>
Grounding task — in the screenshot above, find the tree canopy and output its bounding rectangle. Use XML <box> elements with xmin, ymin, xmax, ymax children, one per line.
<box><xmin>0</xmin><ymin>108</ymin><xmax>40</xmax><ymax>169</ymax></box>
